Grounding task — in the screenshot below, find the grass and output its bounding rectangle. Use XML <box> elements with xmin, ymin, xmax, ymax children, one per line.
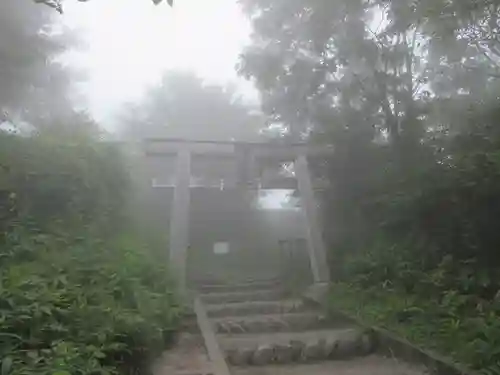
<box><xmin>329</xmin><ymin>282</ymin><xmax>500</xmax><ymax>374</ymax></box>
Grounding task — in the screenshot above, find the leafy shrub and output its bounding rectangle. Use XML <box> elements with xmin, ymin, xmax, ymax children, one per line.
<box><xmin>324</xmin><ymin>106</ymin><xmax>500</xmax><ymax>372</ymax></box>
<box><xmin>330</xmin><ymin>281</ymin><xmax>500</xmax><ymax>374</ymax></box>
<box><xmin>1</xmin><ymin>227</ymin><xmax>181</xmax><ymax>375</ymax></box>
<box><xmin>0</xmin><ymin>131</ymin><xmax>128</xmax><ymax>232</ymax></box>
<box><xmin>0</xmin><ymin>130</ymin><xmax>182</xmax><ymax>374</ymax></box>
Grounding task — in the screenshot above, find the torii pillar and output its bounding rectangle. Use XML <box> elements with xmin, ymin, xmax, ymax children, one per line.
<box><xmin>295</xmin><ymin>153</ymin><xmax>330</xmax><ymax>284</ymax></box>
<box><xmin>169</xmin><ymin>147</ymin><xmax>191</xmax><ymax>293</ymax></box>
<box><xmin>290</xmin><ymin>120</ymin><xmax>331</xmax><ymax>301</ymax></box>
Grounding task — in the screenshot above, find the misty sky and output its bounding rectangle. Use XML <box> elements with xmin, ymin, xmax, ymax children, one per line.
<box><xmin>60</xmin><ymin>0</ymin><xmax>257</xmax><ymax>128</ymax></box>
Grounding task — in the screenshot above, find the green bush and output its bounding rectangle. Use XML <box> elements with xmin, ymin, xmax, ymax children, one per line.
<box><xmin>1</xmin><ymin>227</ymin><xmax>181</xmax><ymax>375</ymax></box>
<box><xmin>0</xmin><ymin>131</ymin><xmax>128</xmax><ymax>232</ymax></box>
<box><xmin>0</xmin><ymin>130</ymin><xmax>182</xmax><ymax>374</ymax></box>
<box><xmin>330</xmin><ymin>280</ymin><xmax>500</xmax><ymax>373</ymax></box>
<box><xmin>323</xmin><ymin>106</ymin><xmax>500</xmax><ymax>373</ymax></box>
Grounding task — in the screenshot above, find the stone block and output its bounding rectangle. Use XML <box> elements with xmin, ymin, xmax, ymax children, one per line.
<box><xmin>245</xmin><ymin>319</ymin><xmax>266</xmax><ymax>333</ymax></box>
<box><xmin>302</xmin><ymin>282</ymin><xmax>329</xmax><ymax>305</ymax></box>
<box><xmin>268</xmin><ymin>318</ymin><xmax>287</xmax><ymax>332</ymax></box>
<box><xmin>335</xmin><ymin>336</ymin><xmax>358</xmax><ymax>359</ymax></box>
<box><xmin>230</xmin><ymin>321</ymin><xmax>246</xmax><ymax>333</ymax></box>
<box><xmin>289</xmin><ymin>339</ymin><xmax>305</xmax><ymax>361</ymax></box>
<box><xmin>252</xmin><ymin>344</ymin><xmax>274</xmax><ymax>366</ymax></box>
<box><xmin>303</xmin><ymin>339</ymin><xmax>325</xmax><ymax>361</ymax></box>
<box><xmin>324</xmin><ymin>338</ymin><xmax>340</xmax><ymax>359</ymax></box>
<box><xmin>274</xmin><ymin>344</ymin><xmax>294</xmax><ymax>364</ymax></box>
<box><xmin>357</xmin><ymin>331</ymin><xmax>375</xmax><ymax>355</ymax></box>
<box><xmin>217</xmin><ymin>322</ymin><xmax>230</xmax><ymax>334</ymax></box>
<box><xmin>228</xmin><ymin>347</ymin><xmax>254</xmax><ymax>366</ymax></box>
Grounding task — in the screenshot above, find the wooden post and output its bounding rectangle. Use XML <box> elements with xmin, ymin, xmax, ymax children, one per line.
<box><xmin>169</xmin><ymin>148</ymin><xmax>191</xmax><ymax>292</ymax></box>
<box><xmin>295</xmin><ymin>153</ymin><xmax>330</xmax><ymax>283</ymax></box>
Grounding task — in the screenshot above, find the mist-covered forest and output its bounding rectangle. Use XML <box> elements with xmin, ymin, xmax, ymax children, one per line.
<box><xmin>0</xmin><ymin>1</ymin><xmax>186</xmax><ymax>374</ymax></box>
<box><xmin>239</xmin><ymin>0</ymin><xmax>500</xmax><ymax>372</ymax></box>
<box><xmin>2</xmin><ymin>0</ymin><xmax>500</xmax><ymax>374</ymax></box>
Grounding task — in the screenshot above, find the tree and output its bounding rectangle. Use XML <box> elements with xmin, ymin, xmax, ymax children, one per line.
<box><xmin>35</xmin><ymin>0</ymin><xmax>174</xmax><ymax>13</ymax></box>
<box><xmin>239</xmin><ymin>0</ymin><xmax>500</xmax><ymax>140</ymax></box>
<box><xmin>239</xmin><ymin>0</ymin><xmax>500</xmax><ymax>270</ymax></box>
<box><xmin>0</xmin><ymin>0</ymin><xmax>76</xmax><ymax>124</ymax></box>
<box><xmin>240</xmin><ymin>1</ymin><xmax>429</xmax><ymax>144</ymax></box>
<box><xmin>121</xmin><ymin>71</ymin><xmax>264</xmax><ymax>142</ymax></box>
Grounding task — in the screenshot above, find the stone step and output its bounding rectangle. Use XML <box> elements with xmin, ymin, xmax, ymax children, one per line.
<box><xmin>230</xmin><ymin>355</ymin><xmax>428</xmax><ymax>375</ymax></box>
<box><xmin>212</xmin><ymin>312</ymin><xmax>347</xmax><ymax>334</ymax></box>
<box><xmin>200</xmin><ymin>289</ymin><xmax>284</xmax><ymax>305</ymax></box>
<box><xmin>219</xmin><ymin>328</ymin><xmax>374</xmax><ymax>366</ymax></box>
<box><xmin>206</xmin><ymin>300</ymin><xmax>309</xmax><ymax>318</ymax></box>
<box><xmin>197</xmin><ymin>280</ymin><xmax>282</xmax><ymax>294</ymax></box>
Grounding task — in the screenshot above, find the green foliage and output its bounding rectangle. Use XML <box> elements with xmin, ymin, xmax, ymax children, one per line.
<box><xmin>323</xmin><ymin>105</ymin><xmax>500</xmax><ymax>372</ymax></box>
<box><xmin>241</xmin><ymin>0</ymin><xmax>500</xmax><ymax>371</ymax></box>
<box><xmin>1</xmin><ymin>0</ymin><xmax>74</xmax><ymax>122</ymax></box>
<box><xmin>0</xmin><ymin>131</ymin><xmax>182</xmax><ymax>374</ymax></box>
<box><xmin>1</xmin><ymin>228</ymin><xmax>181</xmax><ymax>375</ymax></box>
<box><xmin>0</xmin><ymin>131</ymin><xmax>127</xmax><ymax>232</ymax></box>
<box><xmin>35</xmin><ymin>0</ymin><xmax>174</xmax><ymax>14</ymax></box>
<box><xmin>330</xmin><ymin>280</ymin><xmax>500</xmax><ymax>374</ymax></box>
<box><xmin>322</xmin><ymin>105</ymin><xmax>500</xmax><ymax>371</ymax></box>
<box><xmin>121</xmin><ymin>71</ymin><xmax>263</xmax><ymax>142</ymax></box>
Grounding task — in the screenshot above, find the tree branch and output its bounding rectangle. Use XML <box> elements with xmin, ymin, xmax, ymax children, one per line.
<box><xmin>34</xmin><ymin>0</ymin><xmax>173</xmax><ymax>13</ymax></box>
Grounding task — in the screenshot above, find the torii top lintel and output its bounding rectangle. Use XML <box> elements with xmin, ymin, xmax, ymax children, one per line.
<box><xmin>143</xmin><ymin>138</ymin><xmax>334</xmax><ymax>160</ymax></box>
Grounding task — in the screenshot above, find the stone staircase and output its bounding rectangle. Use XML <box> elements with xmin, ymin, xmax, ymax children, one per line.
<box><xmin>198</xmin><ymin>281</ymin><xmax>428</xmax><ymax>375</ymax></box>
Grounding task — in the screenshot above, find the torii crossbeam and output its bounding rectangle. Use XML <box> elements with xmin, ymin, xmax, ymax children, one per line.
<box><xmin>143</xmin><ymin>138</ymin><xmax>333</xmax><ymax>292</ymax></box>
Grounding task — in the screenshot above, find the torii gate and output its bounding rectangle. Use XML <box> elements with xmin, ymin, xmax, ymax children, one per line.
<box><xmin>144</xmin><ymin>138</ymin><xmax>332</xmax><ymax>292</ymax></box>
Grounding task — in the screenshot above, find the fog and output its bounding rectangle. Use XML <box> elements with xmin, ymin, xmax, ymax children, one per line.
<box><xmin>2</xmin><ymin>1</ymin><xmax>500</xmax><ymax>373</ymax></box>
<box><xmin>60</xmin><ymin>0</ymin><xmax>258</xmax><ymax>128</ymax></box>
